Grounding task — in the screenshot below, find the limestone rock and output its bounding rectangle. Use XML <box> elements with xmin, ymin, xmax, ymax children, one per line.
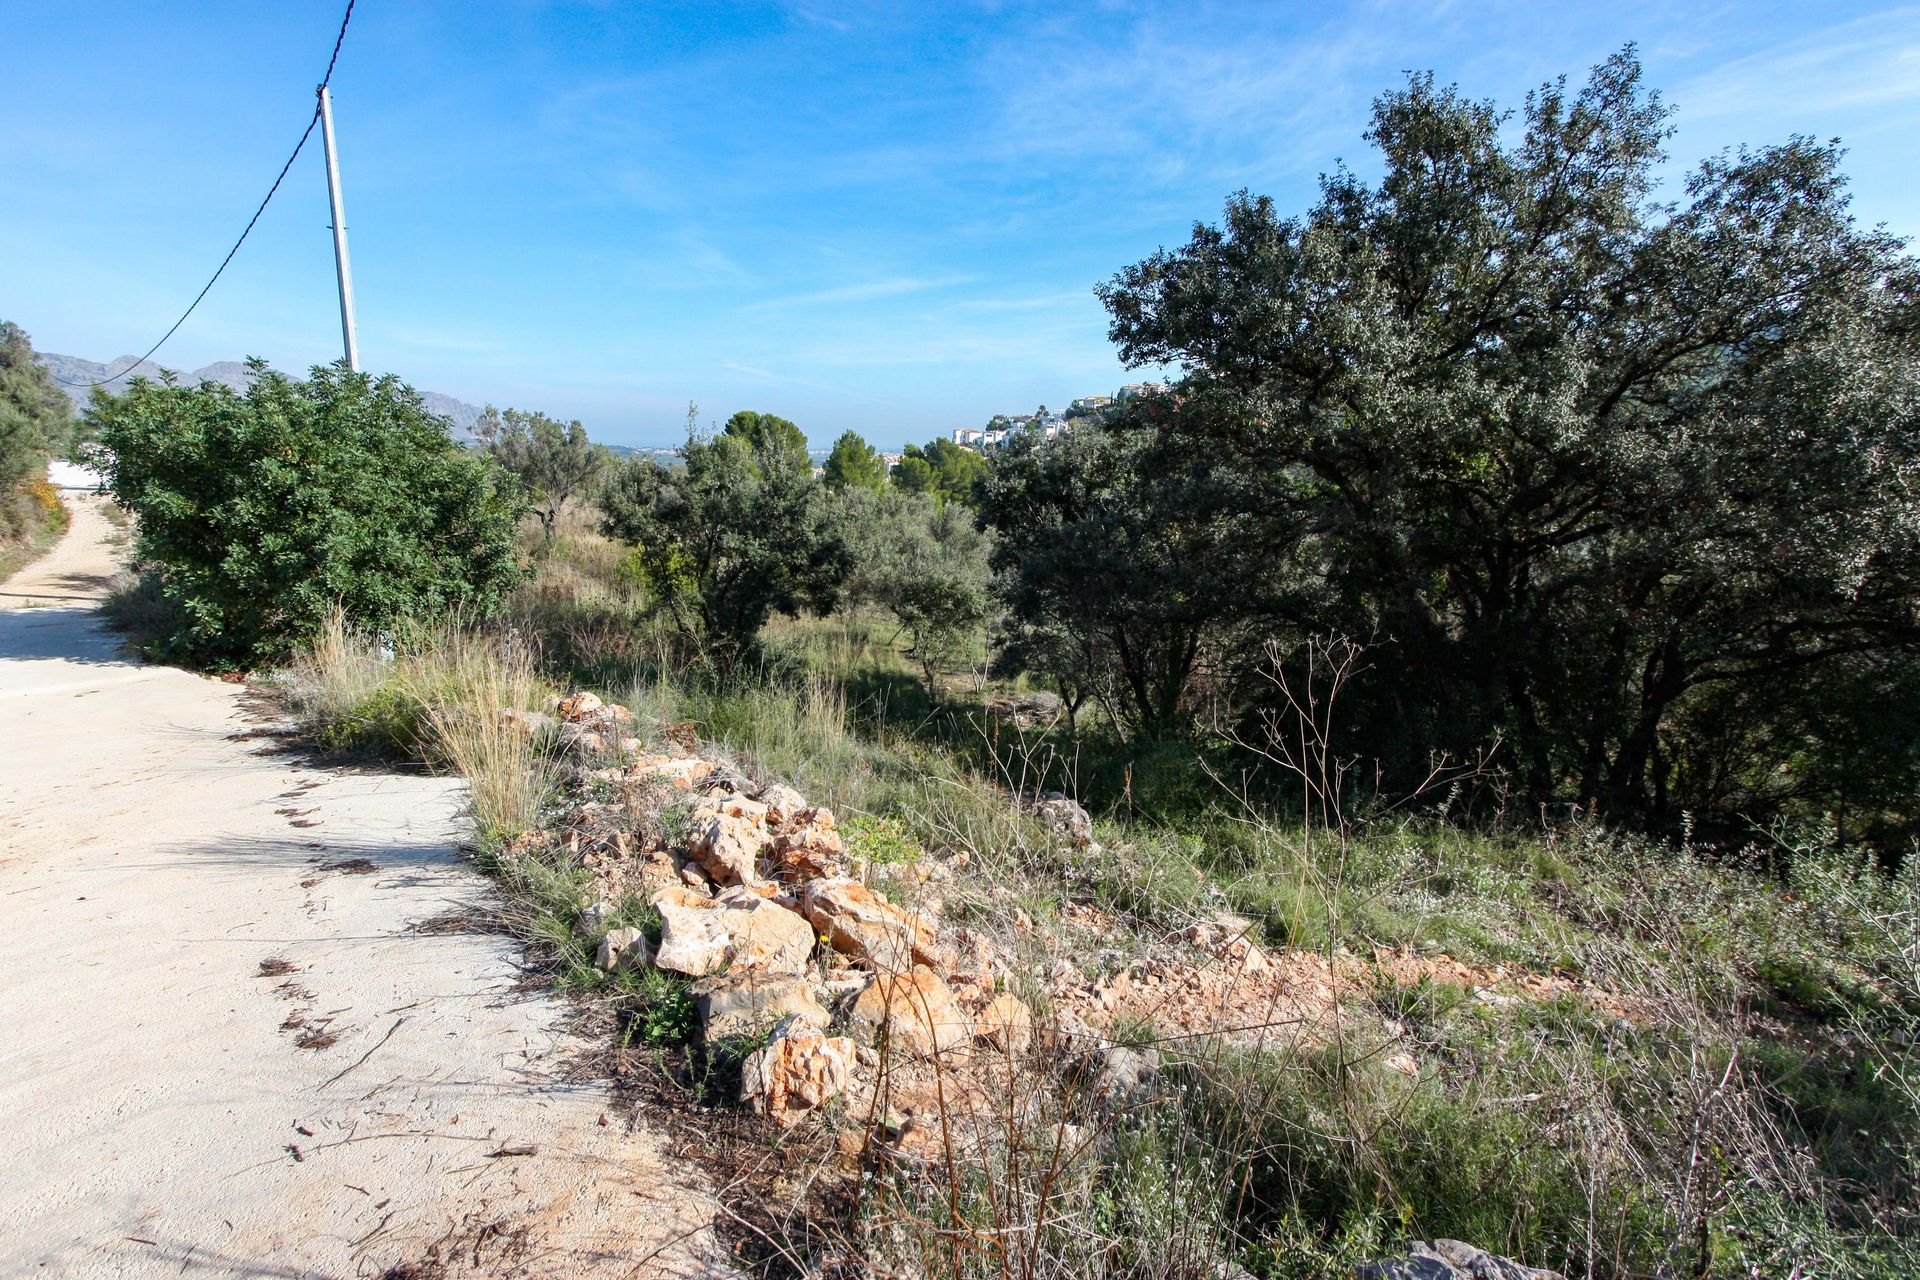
<box><xmin>801</xmin><ymin>878</ymin><xmax>937</xmax><ymax>973</ymax></box>
<box><xmin>1088</xmin><ymin>1044</ymin><xmax>1160</xmax><ymax>1107</ymax></box>
<box><xmin>692</xmin><ymin>972</ymin><xmax>829</xmax><ymax>1043</ymax></box>
<box><xmin>758</xmin><ymin>784</ymin><xmax>808</xmax><ymax>827</ymax></box>
<box><xmin>849</xmin><ymin>964</ymin><xmax>971</xmax><ymax>1060</ymax></box>
<box><xmin>690</xmin><ymin>813</ymin><xmax>770</xmax><ymax>887</ymax></box>
<box><xmin>594</xmin><ymin>926</ymin><xmax>651</xmax><ymax>974</ymax></box>
<box><xmin>578</xmin><ymin>899</ymin><xmax>614</xmax><ymax>934</ymax></box>
<box><xmin>498</xmin><ymin>708</ymin><xmax>556</xmax><ymax>739</ymax></box>
<box><xmin>556</xmin><ymin>722</ymin><xmax>609</xmax><ymax>755</ymax></box>
<box><xmin>1358</xmin><ymin>1240</ymin><xmax>1565</xmax><ymax>1280</ymax></box>
<box><xmin>652</xmin><ymin>887</ymin><xmax>733</xmax><ymax>976</ymax></box>
<box><xmin>624</xmin><ymin>756</ymin><xmax>717</xmax><ymax>790</ymax></box>
<box><xmin>974</xmin><ymin>992</ymin><xmax>1033</xmax><ymax>1054</ymax></box>
<box><xmin>770</xmin><ymin>809</ymin><xmax>846</xmax><ymax>881</ymax></box>
<box><xmin>557</xmin><ymin>691</ymin><xmax>605</xmax><ymax>722</ymax></box>
<box><xmin>697</xmin><ymin>794</ymin><xmax>770</xmax><ymax>827</ymax></box>
<box><xmin>1185</xmin><ymin>915</ymin><xmax>1273</xmax><ymax>972</ymax></box>
<box><xmin>1031</xmin><ymin>791</ymin><xmax>1097</xmax><ymax>850</ymax></box>
<box><xmin>713</xmin><ymin>888</ymin><xmax>817</xmax><ymax>974</ymax></box>
<box><xmin>740</xmin><ymin>1017</ymin><xmax>857</xmax><ymax>1127</ymax></box>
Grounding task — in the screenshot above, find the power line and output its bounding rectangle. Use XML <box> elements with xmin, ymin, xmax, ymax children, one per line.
<box><xmin>55</xmin><ymin>0</ymin><xmax>358</xmax><ymax>389</ymax></box>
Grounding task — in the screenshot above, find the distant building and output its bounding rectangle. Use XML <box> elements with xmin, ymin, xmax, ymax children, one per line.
<box><xmin>1116</xmin><ymin>382</ymin><xmax>1166</xmax><ymax>401</ymax></box>
<box><xmin>879</xmin><ymin>451</ymin><xmax>906</xmax><ymax>472</ymax></box>
<box><xmin>952</xmin><ymin>427</ymin><xmax>984</xmax><ymax>447</ymax></box>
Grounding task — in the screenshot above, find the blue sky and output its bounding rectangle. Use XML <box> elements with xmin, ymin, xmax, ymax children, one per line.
<box><xmin>5</xmin><ymin>2</ymin><xmax>1919</xmax><ymax>450</ymax></box>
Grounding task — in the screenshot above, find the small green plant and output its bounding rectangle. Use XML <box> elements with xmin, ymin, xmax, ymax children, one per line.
<box><xmin>631</xmin><ymin>970</ymin><xmax>697</xmax><ymax>1047</ymax></box>
<box><xmin>841</xmin><ymin>812</ymin><xmax>921</xmax><ymax>866</ymax></box>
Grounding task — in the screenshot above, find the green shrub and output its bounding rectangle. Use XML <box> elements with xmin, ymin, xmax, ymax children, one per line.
<box><xmin>92</xmin><ymin>360</ymin><xmax>526</xmax><ymax>667</ymax></box>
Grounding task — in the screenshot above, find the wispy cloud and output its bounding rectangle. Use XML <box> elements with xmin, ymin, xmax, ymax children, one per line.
<box><xmin>1674</xmin><ymin>8</ymin><xmax>1920</xmax><ymax>123</ymax></box>
<box><xmin>949</xmin><ymin>291</ymin><xmax>1094</xmax><ymax>313</ymax></box>
<box><xmin>743</xmin><ymin>275</ymin><xmax>975</xmax><ymax>311</ymax></box>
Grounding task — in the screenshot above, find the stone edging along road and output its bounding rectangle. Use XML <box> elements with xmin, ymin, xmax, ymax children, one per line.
<box><xmin>0</xmin><ymin>494</ymin><xmax>728</xmax><ymax>1279</ymax></box>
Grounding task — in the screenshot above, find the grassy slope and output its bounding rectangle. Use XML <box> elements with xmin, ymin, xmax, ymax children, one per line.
<box><xmin>280</xmin><ymin>507</ymin><xmax>1920</xmax><ymax>1279</ymax></box>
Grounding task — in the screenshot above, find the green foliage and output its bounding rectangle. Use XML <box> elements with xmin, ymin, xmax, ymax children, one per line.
<box><xmin>92</xmin><ymin>361</ymin><xmax>527</xmax><ymax>667</ymax></box>
<box><xmin>980</xmin><ymin>414</ymin><xmax>1264</xmax><ymax>738</ymax></box>
<box><xmin>0</xmin><ymin>322</ymin><xmax>74</xmax><ymax>527</ymax></box>
<box><xmin>841</xmin><ymin>812</ymin><xmax>922</xmax><ymax>866</ymax></box>
<box><xmin>473</xmin><ymin>404</ymin><xmax>610</xmax><ymax>541</ymax></box>
<box><xmin>823</xmin><ymin>428</ymin><xmax>885</xmax><ymax>493</ymax></box>
<box><xmin>0</xmin><ymin>478</ymin><xmax>68</xmax><ymax>578</ymax></box>
<box><xmin>599</xmin><ymin>417</ymin><xmax>849</xmax><ymax>666</ymax></box>
<box><xmin>1061</xmin><ymin>49</ymin><xmax>1920</xmax><ymax>839</ymax></box>
<box><xmin>839</xmin><ymin>486</ymin><xmax>991</xmax><ymax>696</ymax></box>
<box><xmin>721</xmin><ymin>409</ymin><xmax>809</xmax><ymax>474</ymax></box>
<box><xmin>893</xmin><ymin>437</ymin><xmax>987</xmax><ymax>506</ymax></box>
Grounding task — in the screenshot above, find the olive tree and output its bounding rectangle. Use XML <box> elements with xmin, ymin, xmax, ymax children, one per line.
<box><xmin>473</xmin><ymin>405</ymin><xmax>609</xmax><ymax>542</ymax></box>
<box><xmin>840</xmin><ymin>486</ymin><xmax>991</xmax><ymax>699</ymax></box>
<box><xmin>600</xmin><ymin>424</ymin><xmax>847</xmax><ymax>666</ymax></box>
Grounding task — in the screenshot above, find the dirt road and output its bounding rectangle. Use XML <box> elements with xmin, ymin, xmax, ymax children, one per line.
<box><xmin>0</xmin><ymin>495</ymin><xmax>727</xmax><ymax>1278</ymax></box>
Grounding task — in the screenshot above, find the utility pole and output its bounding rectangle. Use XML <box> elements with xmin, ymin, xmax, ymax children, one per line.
<box><xmin>317</xmin><ymin>84</ymin><xmax>360</xmax><ymax>371</ymax></box>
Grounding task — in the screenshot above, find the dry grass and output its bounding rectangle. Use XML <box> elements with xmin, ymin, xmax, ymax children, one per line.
<box><xmin>284</xmin><ymin>610</ymin><xmax>558</xmax><ymax>843</ymax></box>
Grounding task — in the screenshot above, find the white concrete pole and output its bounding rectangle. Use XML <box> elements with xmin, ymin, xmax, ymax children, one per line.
<box><xmin>317</xmin><ymin>85</ymin><xmax>360</xmax><ymax>372</ymax></box>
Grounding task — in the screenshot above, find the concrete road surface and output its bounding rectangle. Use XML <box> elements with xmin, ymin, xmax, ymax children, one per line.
<box><xmin>0</xmin><ymin>495</ymin><xmax>726</xmax><ymax>1278</ymax></box>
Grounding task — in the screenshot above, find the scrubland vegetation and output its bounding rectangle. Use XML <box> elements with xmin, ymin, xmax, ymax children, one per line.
<box><xmin>83</xmin><ymin>47</ymin><xmax>1918</xmax><ymax>1280</ymax></box>
<box><xmin>268</xmin><ymin>507</ymin><xmax>1920</xmax><ymax>1279</ymax></box>
<box><xmin>0</xmin><ymin>322</ymin><xmax>74</xmax><ymax>578</ymax></box>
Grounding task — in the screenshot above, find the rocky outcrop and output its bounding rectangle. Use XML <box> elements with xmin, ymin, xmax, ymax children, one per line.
<box><xmin>768</xmin><ymin>807</ymin><xmax>846</xmax><ymax>881</ymax></box>
<box><xmin>594</xmin><ymin>926</ymin><xmax>651</xmax><ymax>974</ymax></box>
<box><xmin>650</xmin><ymin>884</ymin><xmax>817</xmax><ymax>977</ymax></box>
<box><xmin>1358</xmin><ymin>1241</ymin><xmax>1566</xmax><ymax>1280</ymax></box>
<box><xmin>689</xmin><ymin>812</ymin><xmax>771</xmax><ymax>887</ymax></box>
<box><xmin>973</xmin><ymin>991</ymin><xmax>1033</xmax><ymax>1053</ymax></box>
<box><xmin>692</xmin><ymin>972</ymin><xmax>829</xmax><ymax>1044</ymax></box>
<box><xmin>711</xmin><ymin>887</ymin><xmax>816</xmax><ymax>974</ymax></box>
<box><xmin>848</xmin><ymin>964</ymin><xmax>971</xmax><ymax>1060</ymax></box>
<box><xmin>800</xmin><ymin>878</ymin><xmax>937</xmax><ymax>973</ymax></box>
<box><xmin>651</xmin><ymin>887</ymin><xmax>734</xmax><ymax>976</ymax></box>
<box><xmin>1031</xmin><ymin>791</ymin><xmax>1097</xmax><ymax>850</ymax></box>
<box><xmin>740</xmin><ymin>1017</ymin><xmax>857</xmax><ymax>1127</ymax></box>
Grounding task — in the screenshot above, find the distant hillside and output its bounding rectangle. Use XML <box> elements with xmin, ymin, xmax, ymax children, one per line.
<box><xmin>36</xmin><ymin>352</ymin><xmax>488</xmax><ymax>439</ymax></box>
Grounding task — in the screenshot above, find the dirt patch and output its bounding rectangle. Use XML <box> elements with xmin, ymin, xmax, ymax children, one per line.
<box><xmin>320</xmin><ymin>857</ymin><xmax>379</xmax><ymax>876</ymax></box>
<box><xmin>258</xmin><ymin>956</ymin><xmax>300</xmax><ymax>978</ymax></box>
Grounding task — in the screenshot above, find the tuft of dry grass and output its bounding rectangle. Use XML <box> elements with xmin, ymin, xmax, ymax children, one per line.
<box><xmin>418</xmin><ymin>632</ymin><xmax>554</xmax><ymax>844</ymax></box>
<box><xmin>284</xmin><ymin>610</ymin><xmax>558</xmax><ymax>844</ymax></box>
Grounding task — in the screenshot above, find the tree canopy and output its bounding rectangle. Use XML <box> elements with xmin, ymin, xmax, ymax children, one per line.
<box><xmin>474</xmin><ymin>404</ymin><xmax>610</xmax><ymax>540</ymax></box>
<box><xmin>839</xmin><ymin>486</ymin><xmax>991</xmax><ymax>697</ymax></box>
<box><xmin>999</xmin><ymin>49</ymin><xmax>1920</xmax><ymax>837</ymax></box>
<box><xmin>823</xmin><ymin>429</ymin><xmax>885</xmax><ymax>493</ymax></box>
<box><xmin>893</xmin><ymin>437</ymin><xmax>987</xmax><ymax>506</ymax></box>
<box><xmin>0</xmin><ymin>321</ymin><xmax>73</xmax><ymax>491</ymax></box>
<box><xmin>600</xmin><ymin>422</ymin><xmax>847</xmax><ymax>665</ymax></box>
<box><xmin>721</xmin><ymin>410</ymin><xmax>809</xmax><ymax>475</ymax></box>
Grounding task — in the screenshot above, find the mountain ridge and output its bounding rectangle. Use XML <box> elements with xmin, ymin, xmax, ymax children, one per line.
<box><xmin>35</xmin><ymin>352</ymin><xmax>488</xmax><ymax>439</ymax></box>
